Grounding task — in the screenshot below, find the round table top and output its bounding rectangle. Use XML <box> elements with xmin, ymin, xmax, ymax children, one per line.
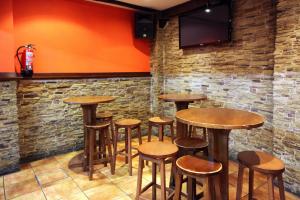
<box><xmin>63</xmin><ymin>96</ymin><xmax>115</xmax><ymax>105</ymax></box>
<box><xmin>176</xmin><ymin>108</ymin><xmax>265</xmax><ymax>130</ymax></box>
<box><xmin>158</xmin><ymin>93</ymin><xmax>207</xmax><ymax>102</ymax></box>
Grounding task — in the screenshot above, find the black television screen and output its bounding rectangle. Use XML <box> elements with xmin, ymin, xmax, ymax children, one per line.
<box><xmin>179</xmin><ymin>4</ymin><xmax>231</xmax><ymax>48</ymax></box>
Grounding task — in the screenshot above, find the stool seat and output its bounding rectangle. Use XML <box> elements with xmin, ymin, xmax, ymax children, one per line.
<box><xmin>115</xmin><ymin>118</ymin><xmax>141</xmax><ymax>128</ymax></box>
<box><xmin>174</xmin><ymin>137</ymin><xmax>208</xmax><ymax>150</ymax></box>
<box><xmin>176</xmin><ymin>155</ymin><xmax>222</xmax><ymax>175</ymax></box>
<box><xmin>138</xmin><ymin>141</ymin><xmax>178</xmax><ymax>158</ymax></box>
<box><xmin>96</xmin><ymin>111</ymin><xmax>113</xmax><ymax>119</ymax></box>
<box><xmin>85</xmin><ymin>122</ymin><xmax>110</xmax><ymax>129</ymax></box>
<box><xmin>238</xmin><ymin>151</ymin><xmax>285</xmax><ymax>174</ymax></box>
<box><xmin>149</xmin><ymin>116</ymin><xmax>173</xmax><ymax>125</ymax></box>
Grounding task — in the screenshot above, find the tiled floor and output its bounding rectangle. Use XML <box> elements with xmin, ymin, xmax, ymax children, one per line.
<box><xmin>0</xmin><ymin>136</ymin><xmax>299</xmax><ymax>200</ymax></box>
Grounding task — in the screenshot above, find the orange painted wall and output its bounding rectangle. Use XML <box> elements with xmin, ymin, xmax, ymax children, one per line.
<box><xmin>0</xmin><ymin>0</ymin><xmax>15</xmax><ymax>72</ymax></box>
<box><xmin>10</xmin><ymin>0</ymin><xmax>150</xmax><ymax>73</ymax></box>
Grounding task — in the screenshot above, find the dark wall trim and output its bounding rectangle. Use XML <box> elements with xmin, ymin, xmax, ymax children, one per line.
<box><xmin>0</xmin><ymin>72</ymin><xmax>151</xmax><ymax>81</ymax></box>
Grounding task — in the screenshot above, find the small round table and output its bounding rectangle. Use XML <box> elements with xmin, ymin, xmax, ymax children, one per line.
<box><xmin>64</xmin><ymin>96</ymin><xmax>115</xmax><ymax>171</ymax></box>
<box><xmin>158</xmin><ymin>94</ymin><xmax>207</xmax><ymax>137</ymax></box>
<box><xmin>176</xmin><ymin>107</ymin><xmax>265</xmax><ymax>200</ymax></box>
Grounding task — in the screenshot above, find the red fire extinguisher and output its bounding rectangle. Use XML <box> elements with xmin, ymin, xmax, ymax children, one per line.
<box><xmin>16</xmin><ymin>44</ymin><xmax>35</xmax><ymax>77</ymax></box>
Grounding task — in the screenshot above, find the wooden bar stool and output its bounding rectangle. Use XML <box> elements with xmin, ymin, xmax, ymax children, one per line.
<box><xmin>174</xmin><ymin>155</ymin><xmax>222</xmax><ymax>200</ymax></box>
<box><xmin>136</xmin><ymin>141</ymin><xmax>178</xmax><ymax>200</ymax></box>
<box><xmin>236</xmin><ymin>151</ymin><xmax>285</xmax><ymax>200</ymax></box>
<box><xmin>96</xmin><ymin>111</ymin><xmax>114</xmax><ymax>142</ymax></box>
<box><xmin>85</xmin><ymin>122</ymin><xmax>115</xmax><ymax>180</ymax></box>
<box><xmin>114</xmin><ymin>118</ymin><xmax>142</xmax><ymax>176</ymax></box>
<box><xmin>148</xmin><ymin>116</ymin><xmax>175</xmax><ymax>142</ymax></box>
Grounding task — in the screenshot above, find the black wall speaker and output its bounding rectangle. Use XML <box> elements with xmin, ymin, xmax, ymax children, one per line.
<box><xmin>135</xmin><ymin>12</ymin><xmax>155</xmax><ymax>39</ymax></box>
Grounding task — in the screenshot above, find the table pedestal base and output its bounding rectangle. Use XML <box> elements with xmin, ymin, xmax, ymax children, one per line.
<box><xmin>207</xmin><ymin>128</ymin><xmax>230</xmax><ymax>200</ymax></box>
<box><xmin>81</xmin><ymin>104</ymin><xmax>97</xmax><ymax>171</ymax></box>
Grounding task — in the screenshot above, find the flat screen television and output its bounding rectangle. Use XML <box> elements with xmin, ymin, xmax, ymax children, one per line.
<box><xmin>179</xmin><ymin>3</ymin><xmax>232</xmax><ymax>48</ymax></box>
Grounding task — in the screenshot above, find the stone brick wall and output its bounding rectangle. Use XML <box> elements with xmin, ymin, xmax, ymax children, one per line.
<box><xmin>17</xmin><ymin>78</ymin><xmax>151</xmax><ymax>162</ymax></box>
<box><xmin>0</xmin><ymin>81</ymin><xmax>20</xmax><ymax>174</ymax></box>
<box><xmin>150</xmin><ymin>0</ymin><xmax>300</xmax><ymax>195</ymax></box>
<box><xmin>151</xmin><ymin>0</ymin><xmax>276</xmax><ymax>155</ymax></box>
<box><xmin>273</xmin><ymin>0</ymin><xmax>300</xmax><ymax>195</ymax></box>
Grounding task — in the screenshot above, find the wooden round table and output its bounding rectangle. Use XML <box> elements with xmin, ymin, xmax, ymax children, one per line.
<box><xmin>64</xmin><ymin>96</ymin><xmax>115</xmax><ymax>171</ymax></box>
<box><xmin>176</xmin><ymin>107</ymin><xmax>265</xmax><ymax>200</ymax></box>
<box><xmin>158</xmin><ymin>94</ymin><xmax>207</xmax><ymax>137</ymax></box>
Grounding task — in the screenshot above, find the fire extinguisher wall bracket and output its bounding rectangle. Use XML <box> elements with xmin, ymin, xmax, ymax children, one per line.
<box><xmin>16</xmin><ymin>44</ymin><xmax>35</xmax><ymax>77</ymax></box>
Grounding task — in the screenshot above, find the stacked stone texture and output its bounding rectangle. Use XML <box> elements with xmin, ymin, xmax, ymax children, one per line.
<box><xmin>150</xmin><ymin>0</ymin><xmax>298</xmax><ymax>195</ymax></box>
<box><xmin>17</xmin><ymin>78</ymin><xmax>151</xmax><ymax>161</ymax></box>
<box><xmin>273</xmin><ymin>0</ymin><xmax>300</xmax><ymax>194</ymax></box>
<box><xmin>0</xmin><ymin>81</ymin><xmax>20</xmax><ymax>174</ymax></box>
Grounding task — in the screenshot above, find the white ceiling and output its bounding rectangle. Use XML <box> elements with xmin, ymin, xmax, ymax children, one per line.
<box><xmin>117</xmin><ymin>0</ymin><xmax>190</xmax><ymax>10</ymax></box>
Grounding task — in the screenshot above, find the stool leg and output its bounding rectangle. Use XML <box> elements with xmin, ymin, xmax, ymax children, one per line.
<box><xmin>249</xmin><ymin>169</ymin><xmax>254</xmax><ymax>200</ymax></box>
<box><xmin>187</xmin><ymin>177</ymin><xmax>196</xmax><ymax>200</ymax></box>
<box><xmin>203</xmin><ymin>128</ymin><xmax>207</xmax><ymax>141</ymax></box>
<box><xmin>267</xmin><ymin>175</ymin><xmax>275</xmax><ymax>200</ymax></box>
<box><xmin>158</xmin><ymin>125</ymin><xmax>163</xmax><ymax>141</ymax></box>
<box><xmin>188</xmin><ymin>125</ymin><xmax>193</xmax><ymax>137</ymax></box>
<box><xmin>170</xmin><ymin>123</ymin><xmax>175</xmax><ymax>143</ymax></box>
<box><xmin>136</xmin><ymin>155</ymin><xmax>143</xmax><ymax>200</ymax></box>
<box><xmin>277</xmin><ymin>173</ymin><xmax>285</xmax><ymax>200</ymax></box>
<box><xmin>89</xmin><ymin>130</ymin><xmax>95</xmax><ymax>180</ymax></box>
<box><xmin>106</xmin><ymin>127</ymin><xmax>115</xmax><ymax>175</ymax></box>
<box><xmin>101</xmin><ymin>132</ymin><xmax>107</xmax><ymax>167</ymax></box>
<box><xmin>152</xmin><ymin>162</ymin><xmax>157</xmax><ymax>200</ymax></box>
<box><xmin>174</xmin><ymin>171</ymin><xmax>183</xmax><ymax>200</ymax></box>
<box><xmin>146</xmin><ymin>124</ymin><xmax>152</xmax><ymax>166</ymax></box>
<box><xmin>236</xmin><ymin>164</ymin><xmax>244</xmax><ymax>200</ymax></box>
<box><xmin>128</xmin><ymin>128</ymin><xmax>133</xmax><ymax>176</ymax></box>
<box><xmin>204</xmin><ymin>177</ymin><xmax>212</xmax><ymax>200</ymax></box>
<box><xmin>110</xmin><ymin>119</ymin><xmax>114</xmax><ymax>147</ymax></box>
<box><xmin>137</xmin><ymin>125</ymin><xmax>142</xmax><ymax>145</ymax></box>
<box><xmin>113</xmin><ymin>127</ymin><xmax>118</xmax><ymax>167</ymax></box>
<box><xmin>214</xmin><ymin>175</ymin><xmax>222</xmax><ymax>200</ymax></box>
<box><xmin>125</xmin><ymin>128</ymin><xmax>129</xmax><ymax>164</ymax></box>
<box><xmin>159</xmin><ymin>160</ymin><xmax>166</xmax><ymax>200</ymax></box>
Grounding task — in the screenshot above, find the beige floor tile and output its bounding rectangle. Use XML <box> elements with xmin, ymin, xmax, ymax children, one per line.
<box><xmin>10</xmin><ymin>190</ymin><xmax>45</xmax><ymax>200</ymax></box>
<box><xmin>4</xmin><ymin>168</ymin><xmax>35</xmax><ymax>186</ymax></box>
<box><xmin>36</xmin><ymin>168</ymin><xmax>68</xmax><ymax>187</ymax></box>
<box><xmin>242</xmin><ymin>182</ymin><xmax>300</xmax><ymax>200</ymax></box>
<box><xmin>84</xmin><ymin>183</ymin><xmax>128</xmax><ymax>200</ymax></box>
<box><xmin>32</xmin><ymin>162</ymin><xmax>63</xmax><ymax>175</ymax></box>
<box><xmin>5</xmin><ymin>178</ymin><xmax>40</xmax><ymax>200</ymax></box>
<box><xmin>42</xmin><ymin>177</ymin><xmax>82</xmax><ymax>200</ymax></box>
<box><xmin>113</xmin><ymin>175</ymin><xmax>151</xmax><ymax>196</ymax></box>
<box><xmin>58</xmin><ymin>192</ymin><xmax>88</xmax><ymax>200</ymax></box>
<box><xmin>229</xmin><ymin>160</ymin><xmax>239</xmax><ymax>174</ymax></box>
<box><xmin>0</xmin><ymin>176</ymin><xmax>3</xmax><ymax>187</ymax></box>
<box><xmin>72</xmin><ymin>171</ymin><xmax>111</xmax><ymax>191</ymax></box>
<box><xmin>30</xmin><ymin>157</ymin><xmax>58</xmax><ymax>167</ymax></box>
<box><xmin>0</xmin><ymin>187</ymin><xmax>4</xmax><ymax>200</ymax></box>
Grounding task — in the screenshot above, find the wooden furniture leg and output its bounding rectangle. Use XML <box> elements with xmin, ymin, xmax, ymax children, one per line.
<box><xmin>278</xmin><ymin>174</ymin><xmax>285</xmax><ymax>200</ymax></box>
<box><xmin>236</xmin><ymin>164</ymin><xmax>244</xmax><ymax>200</ymax></box>
<box><xmin>128</xmin><ymin>128</ymin><xmax>133</xmax><ymax>176</ymax></box>
<box><xmin>267</xmin><ymin>175</ymin><xmax>275</xmax><ymax>200</ymax></box>
<box><xmin>152</xmin><ymin>162</ymin><xmax>157</xmax><ymax>200</ymax></box>
<box><xmin>249</xmin><ymin>169</ymin><xmax>254</xmax><ymax>199</ymax></box>
<box><xmin>175</xmin><ymin>102</ymin><xmax>190</xmax><ymax>138</ymax></box>
<box><xmin>207</xmin><ymin>128</ymin><xmax>230</xmax><ymax>200</ymax></box>
<box><xmin>136</xmin><ymin>156</ymin><xmax>143</xmax><ymax>199</ymax></box>
<box><xmin>160</xmin><ymin>159</ymin><xmax>166</xmax><ymax>200</ymax></box>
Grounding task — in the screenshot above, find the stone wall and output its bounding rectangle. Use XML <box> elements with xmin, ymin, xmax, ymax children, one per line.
<box><xmin>151</xmin><ymin>0</ymin><xmax>276</xmax><ymax>155</ymax></box>
<box><xmin>17</xmin><ymin>78</ymin><xmax>151</xmax><ymax>162</ymax></box>
<box><xmin>0</xmin><ymin>81</ymin><xmax>20</xmax><ymax>174</ymax></box>
<box><xmin>273</xmin><ymin>0</ymin><xmax>300</xmax><ymax>194</ymax></box>
<box><xmin>150</xmin><ymin>0</ymin><xmax>300</xmax><ymax>195</ymax></box>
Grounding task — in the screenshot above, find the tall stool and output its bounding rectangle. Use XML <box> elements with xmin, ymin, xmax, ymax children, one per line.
<box><xmin>136</xmin><ymin>141</ymin><xmax>178</xmax><ymax>200</ymax></box>
<box><xmin>236</xmin><ymin>151</ymin><xmax>285</xmax><ymax>200</ymax></box>
<box><xmin>85</xmin><ymin>122</ymin><xmax>115</xmax><ymax>180</ymax></box>
<box><xmin>148</xmin><ymin>116</ymin><xmax>175</xmax><ymax>142</ymax></box>
<box><xmin>96</xmin><ymin>111</ymin><xmax>114</xmax><ymax>142</ymax></box>
<box><xmin>114</xmin><ymin>118</ymin><xmax>142</xmax><ymax>176</ymax></box>
<box><xmin>174</xmin><ymin>155</ymin><xmax>222</xmax><ymax>200</ymax></box>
